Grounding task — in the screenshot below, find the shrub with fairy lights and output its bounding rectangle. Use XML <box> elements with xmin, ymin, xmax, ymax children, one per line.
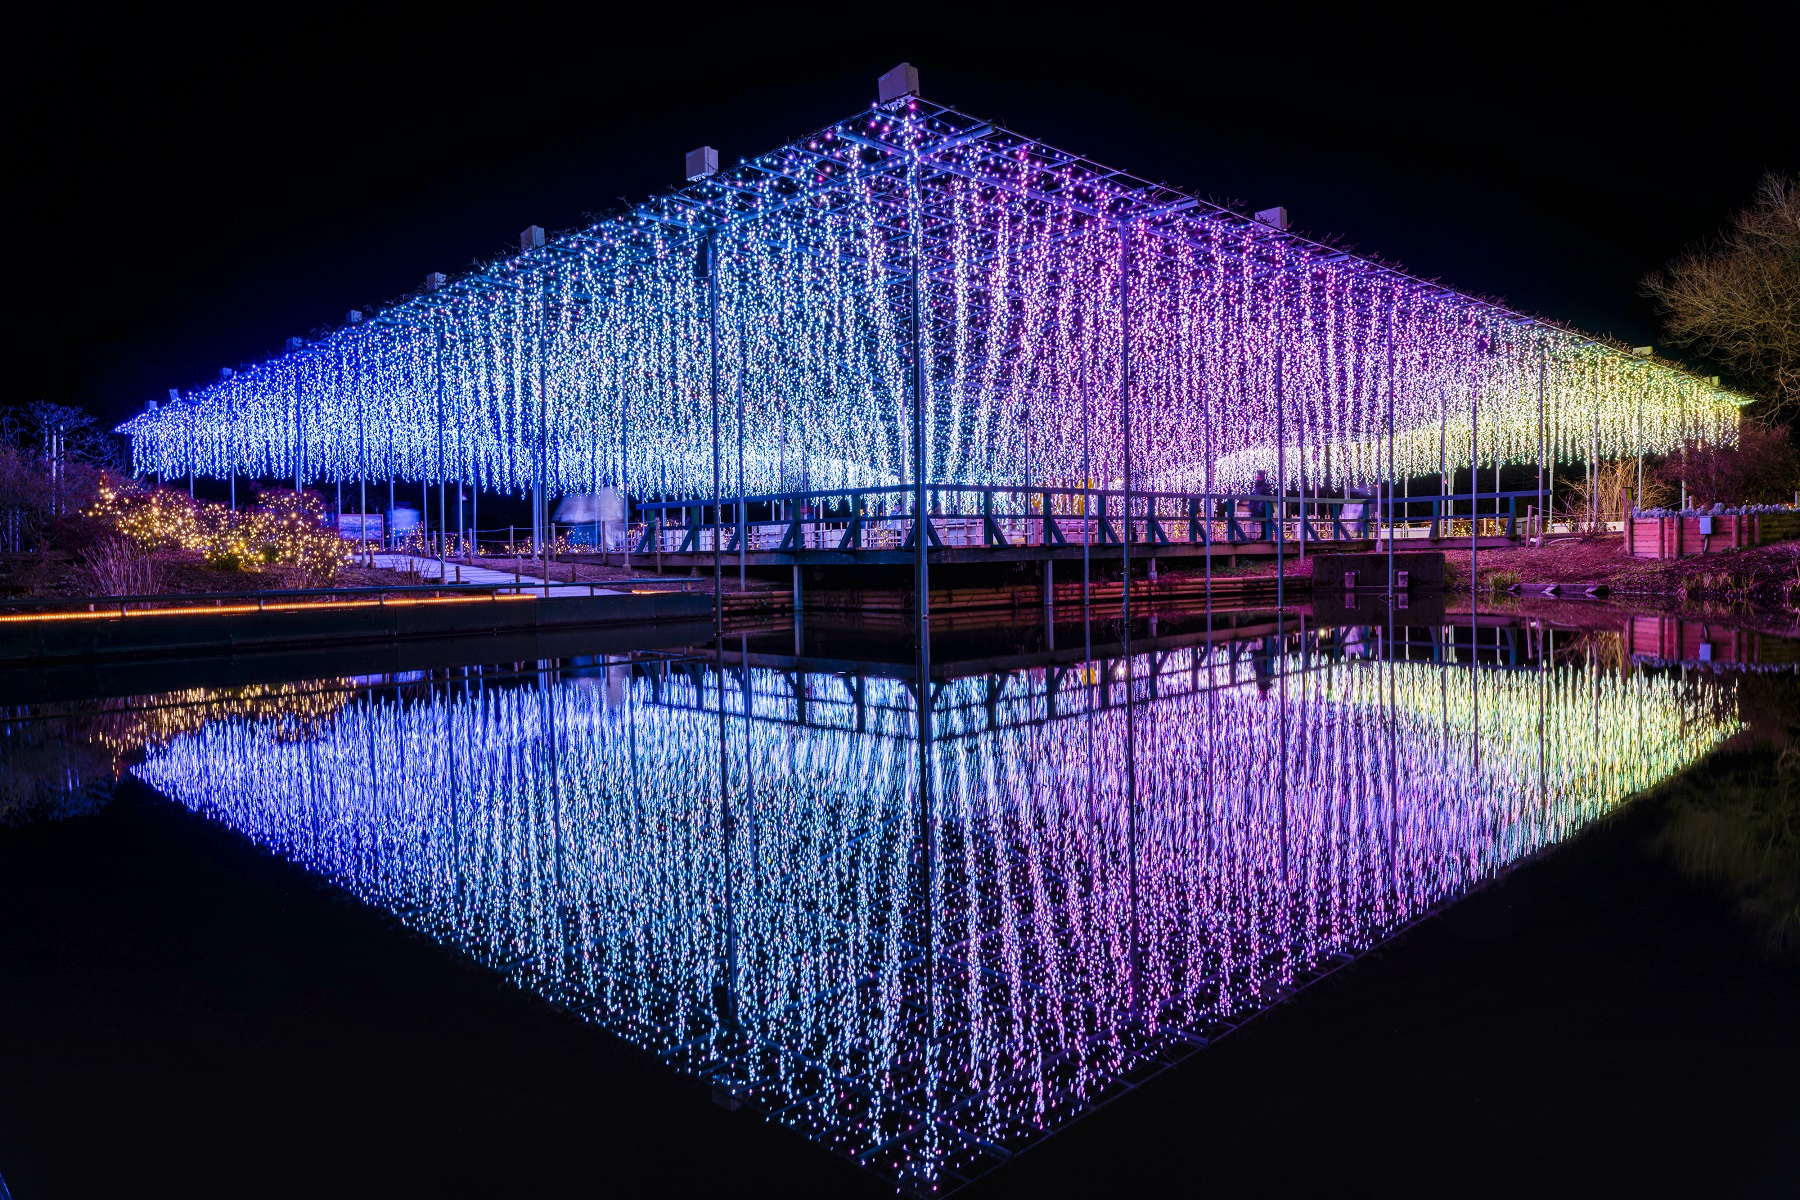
<box><xmin>242</xmin><ymin>489</ymin><xmax>348</xmax><ymax>584</ymax></box>
<box><xmin>90</xmin><ymin>481</ymin><xmax>348</xmax><ymax>585</ymax></box>
<box><xmin>90</xmin><ymin>478</ymin><xmax>201</xmax><ymax>553</ymax></box>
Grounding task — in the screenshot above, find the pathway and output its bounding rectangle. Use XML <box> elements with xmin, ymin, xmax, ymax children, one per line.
<box><xmin>366</xmin><ymin>553</ymin><xmax>612</xmax><ymax>595</ymax></box>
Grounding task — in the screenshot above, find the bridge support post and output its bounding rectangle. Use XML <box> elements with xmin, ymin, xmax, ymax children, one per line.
<box><xmin>792</xmin><ymin>564</ymin><xmax>803</xmax><ymax>613</ymax></box>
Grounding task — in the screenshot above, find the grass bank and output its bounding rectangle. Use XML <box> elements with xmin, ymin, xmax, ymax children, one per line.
<box><xmin>1439</xmin><ymin>534</ymin><xmax>1800</xmax><ymax>623</ymax></box>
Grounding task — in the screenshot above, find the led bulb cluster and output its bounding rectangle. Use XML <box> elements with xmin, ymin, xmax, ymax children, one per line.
<box><xmin>133</xmin><ymin>641</ymin><xmax>1735</xmax><ymax>1188</ymax></box>
<box><xmin>117</xmin><ymin>106</ymin><xmax>1742</xmax><ymax>506</ymax></box>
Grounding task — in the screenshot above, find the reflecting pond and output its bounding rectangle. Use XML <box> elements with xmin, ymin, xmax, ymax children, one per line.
<box><xmin>0</xmin><ymin>610</ymin><xmax>1760</xmax><ymax>1193</ymax></box>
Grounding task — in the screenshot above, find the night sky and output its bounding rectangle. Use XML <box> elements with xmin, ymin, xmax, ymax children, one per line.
<box><xmin>13</xmin><ymin>19</ymin><xmax>1794</xmax><ymax>430</ymax></box>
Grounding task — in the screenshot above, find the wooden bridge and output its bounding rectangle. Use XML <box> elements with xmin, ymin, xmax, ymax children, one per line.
<box><xmin>561</xmin><ymin>483</ymin><xmax>1541</xmax><ymax>575</ymax></box>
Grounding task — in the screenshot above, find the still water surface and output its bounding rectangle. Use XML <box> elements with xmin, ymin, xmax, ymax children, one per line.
<box><xmin>5</xmin><ymin>611</ymin><xmax>1748</xmax><ymax>1193</ymax></box>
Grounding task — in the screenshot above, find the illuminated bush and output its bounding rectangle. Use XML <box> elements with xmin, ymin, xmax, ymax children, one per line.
<box><xmin>90</xmin><ymin>480</ymin><xmax>348</xmax><ymax>585</ymax></box>
<box><xmin>242</xmin><ymin>489</ymin><xmax>347</xmax><ymax>585</ymax></box>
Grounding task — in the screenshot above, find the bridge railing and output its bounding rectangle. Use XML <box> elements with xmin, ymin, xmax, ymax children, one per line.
<box><xmin>621</xmin><ymin>483</ymin><xmax>1549</xmax><ymax>555</ymax></box>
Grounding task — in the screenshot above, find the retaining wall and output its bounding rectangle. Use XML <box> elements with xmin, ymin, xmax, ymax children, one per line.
<box><xmin>1625</xmin><ymin>512</ymin><xmax>1800</xmax><ymax>559</ymax></box>
<box><xmin>0</xmin><ymin>591</ymin><xmax>712</xmax><ymax>665</ymax></box>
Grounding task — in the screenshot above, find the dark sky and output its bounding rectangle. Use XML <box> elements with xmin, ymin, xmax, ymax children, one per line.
<box><xmin>11</xmin><ymin>17</ymin><xmax>1794</xmax><ymax>428</ymax></box>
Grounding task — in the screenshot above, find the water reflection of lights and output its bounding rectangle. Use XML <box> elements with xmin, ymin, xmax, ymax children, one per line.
<box><xmin>1</xmin><ymin>679</ymin><xmax>356</xmax><ymax>824</ymax></box>
<box><xmin>131</xmin><ymin>640</ymin><xmax>1737</xmax><ymax>1193</ymax></box>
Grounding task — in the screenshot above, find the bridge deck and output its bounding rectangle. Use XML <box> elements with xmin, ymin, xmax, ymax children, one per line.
<box><xmin>563</xmin><ymin>483</ymin><xmax>1538</xmax><ymax>571</ymax></box>
<box><xmin>564</xmin><ymin>533</ymin><xmax>1519</xmax><ymax>572</ymax></box>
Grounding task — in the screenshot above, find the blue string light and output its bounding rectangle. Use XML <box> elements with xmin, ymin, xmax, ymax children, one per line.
<box><xmin>117</xmin><ymin>100</ymin><xmax>1743</xmax><ymax>503</ymax></box>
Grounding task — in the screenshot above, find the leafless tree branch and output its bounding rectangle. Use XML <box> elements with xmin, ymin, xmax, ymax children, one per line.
<box><xmin>1645</xmin><ymin>173</ymin><xmax>1800</xmax><ymax>420</ymax></box>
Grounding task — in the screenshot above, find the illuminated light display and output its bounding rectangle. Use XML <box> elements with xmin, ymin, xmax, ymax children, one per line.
<box><xmin>127</xmin><ymin>635</ymin><xmax>1737</xmax><ymax>1192</ymax></box>
<box><xmin>85</xmin><ymin>478</ymin><xmax>351</xmax><ymax>581</ymax></box>
<box><xmin>116</xmin><ymin>99</ymin><xmax>1744</xmax><ymax>504</ymax></box>
<box><xmin>0</xmin><ymin>678</ymin><xmax>357</xmax><ymax>824</ymax></box>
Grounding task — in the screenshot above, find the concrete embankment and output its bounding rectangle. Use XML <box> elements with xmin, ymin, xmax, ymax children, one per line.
<box><xmin>0</xmin><ymin>591</ymin><xmax>712</xmax><ymax>666</ymax></box>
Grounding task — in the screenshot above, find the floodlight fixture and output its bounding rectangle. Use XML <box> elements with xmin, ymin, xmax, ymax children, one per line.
<box><xmin>425</xmin><ymin>272</ymin><xmax>447</xmax><ymax>291</ymax></box>
<box><xmin>1255</xmin><ymin>206</ymin><xmax>1290</xmax><ymax>231</ymax></box>
<box><xmin>520</xmin><ymin>226</ymin><xmax>545</xmax><ymax>252</ymax></box>
<box><xmin>878</xmin><ymin>63</ymin><xmax>919</xmax><ymax>105</ymax></box>
<box><xmin>684</xmin><ymin>147</ymin><xmax>718</xmax><ymax>181</ymax></box>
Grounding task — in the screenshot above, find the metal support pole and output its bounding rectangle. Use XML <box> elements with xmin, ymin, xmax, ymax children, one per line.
<box><xmin>905</xmin><ymin>117</ymin><xmax>936</xmax><ymax>1065</ymax></box>
<box><xmin>1119</xmin><ymin>222</ymin><xmax>1139</xmax><ymax>1013</ymax></box>
<box><xmin>1386</xmin><ymin>304</ymin><xmax>1397</xmax><ymax>600</ymax></box>
<box><xmin>1081</xmin><ymin>366</ymin><xmax>1092</xmax><ymax>629</ymax></box>
<box><xmin>1121</xmin><ymin>228</ymin><xmax>1133</xmax><ymax>630</ymax></box>
<box><xmin>735</xmin><ymin>280</ymin><xmax>747</xmax><ymax>593</ymax></box>
<box><xmin>1275</xmin><ymin>331</ymin><xmax>1286</xmax><ymax>612</ymax></box>
<box><xmin>1472</xmin><ymin>340</ymin><xmax>1482</xmax><ymax>622</ymax></box>
<box><xmin>1439</xmin><ymin>386</ymin><xmax>1448</xmax><ymax>536</ymax></box>
<box><xmin>715</xmin><ymin>562</ymin><xmax>736</xmax><ymax>1034</ymax></box>
<box><xmin>359</xmin><ymin>382</ymin><xmax>368</xmax><ymax>567</ymax></box>
<box><xmin>621</xmin><ymin>385</ymin><xmax>632</xmax><ymax>576</ymax></box>
<box><xmin>227</xmin><ymin>394</ymin><xmax>237</xmax><ymax>512</ymax></box>
<box><xmin>538</xmin><ymin>279</ymin><xmax>552</xmax><ymax>597</ymax></box>
<box><xmin>1591</xmin><ymin>363</ymin><xmax>1601</xmax><ymax>531</ymax></box>
<box><xmin>910</xmin><ymin>156</ymin><xmax>929</xmax><ymax>654</ymax></box>
<box><xmin>1296</xmin><ymin>377</ymin><xmax>1306</xmax><ymax>566</ymax></box>
<box><xmin>1537</xmin><ymin>349</ymin><xmax>1546</xmax><ymax>547</ymax></box>
<box><xmin>436</xmin><ymin>311</ymin><xmax>447</xmax><ymax>585</ymax></box>
<box><xmin>705</xmin><ymin>230</ymin><xmax>723</xmax><ymax>630</ymax></box>
<box><xmin>1203</xmin><ymin>330</ymin><xmax>1213</xmax><ymax>630</ymax></box>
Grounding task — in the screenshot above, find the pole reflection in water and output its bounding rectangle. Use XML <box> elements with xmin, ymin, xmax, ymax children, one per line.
<box><xmin>129</xmin><ymin>626</ymin><xmax>1738</xmax><ymax>1194</ymax></box>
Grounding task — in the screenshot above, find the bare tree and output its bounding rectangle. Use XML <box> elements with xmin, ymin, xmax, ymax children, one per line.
<box><xmin>1654</xmin><ymin>417</ymin><xmax>1800</xmax><ymax>506</ymax></box>
<box><xmin>19</xmin><ymin>403</ymin><xmax>126</xmax><ymax>472</ymax></box>
<box><xmin>1644</xmin><ymin>173</ymin><xmax>1800</xmax><ymax>419</ymax></box>
<box><xmin>0</xmin><ymin>403</ymin><xmax>127</xmax><ymax>525</ymax></box>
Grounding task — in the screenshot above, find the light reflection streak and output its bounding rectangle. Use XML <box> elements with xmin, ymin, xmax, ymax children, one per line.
<box><xmin>130</xmin><ymin>636</ymin><xmax>1737</xmax><ymax>1192</ymax></box>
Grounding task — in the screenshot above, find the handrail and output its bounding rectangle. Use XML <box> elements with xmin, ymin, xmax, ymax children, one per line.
<box><xmin>226</xmin><ymin>484</ymin><xmax>1554</xmax><ymax>565</ymax></box>
<box><xmin>611</xmin><ymin>480</ymin><xmax>1543</xmax><ymax>555</ymax></box>
<box><xmin>630</xmin><ymin>483</ymin><xmax>1549</xmax><ymax>510</ymax></box>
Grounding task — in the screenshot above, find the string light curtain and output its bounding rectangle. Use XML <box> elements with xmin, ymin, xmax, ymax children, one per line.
<box><xmin>118</xmin><ymin>99</ymin><xmax>1747</xmax><ymax>499</ymax></box>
